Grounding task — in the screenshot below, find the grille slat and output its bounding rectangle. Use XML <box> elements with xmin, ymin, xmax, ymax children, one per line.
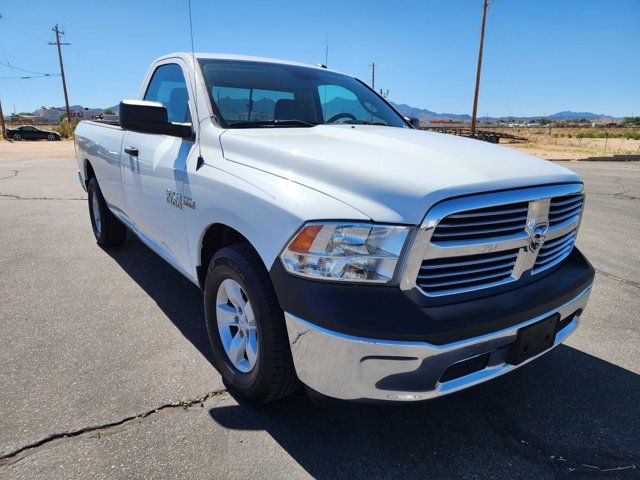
<box><xmin>548</xmin><ymin>194</ymin><xmax>584</xmax><ymax>227</ymax></box>
<box><xmin>431</xmin><ymin>223</ymin><xmax>528</xmax><ymax>239</ymax></box>
<box><xmin>418</xmin><ymin>260</ymin><xmax>516</xmax><ymax>279</ymax></box>
<box><xmin>447</xmin><ymin>206</ymin><xmax>529</xmax><ymax>219</ymax></box>
<box><xmin>420</xmin><ymin>268</ymin><xmax>515</xmax><ymax>289</ymax></box>
<box><xmin>550</xmin><ymin>202</ymin><xmax>583</xmax><ymax>215</ymax></box>
<box><xmin>549</xmin><ymin>208</ymin><xmax>582</xmax><ymax>225</ymax></box>
<box><xmin>533</xmin><ymin>230</ymin><xmax>577</xmax><ymax>273</ymax></box>
<box><xmin>536</xmin><ymin>237</ymin><xmax>575</xmax><ymax>258</ymax></box>
<box><xmin>436</xmin><ymin>215</ymin><xmax>528</xmax><ymax>228</ymax></box>
<box><xmin>431</xmin><ymin>201</ymin><xmax>529</xmax><ymax>243</ymax></box>
<box><xmin>542</xmin><ymin>231</ymin><xmax>576</xmax><ymax>249</ymax></box>
<box><xmin>421</xmin><ymin>251</ymin><xmax>518</xmax><ymax>270</ymax></box>
<box><xmin>535</xmin><ymin>244</ymin><xmax>573</xmax><ymax>267</ymax></box>
<box><xmin>550</xmin><ymin>196</ymin><xmax>583</xmax><ymax>207</ymax></box>
<box><xmin>417</xmin><ymin>249</ymin><xmax>518</xmax><ymax>296</ymax></box>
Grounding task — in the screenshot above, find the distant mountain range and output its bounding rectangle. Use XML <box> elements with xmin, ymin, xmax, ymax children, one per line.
<box><xmin>101</xmin><ymin>101</ymin><xmax>615</xmax><ymax>122</ymax></box>
<box><xmin>388</xmin><ymin>102</ymin><xmax>613</xmax><ymax>121</ymax></box>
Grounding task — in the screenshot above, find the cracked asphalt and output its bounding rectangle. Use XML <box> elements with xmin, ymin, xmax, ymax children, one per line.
<box><xmin>0</xmin><ymin>146</ymin><xmax>638</xmax><ymax>479</ymax></box>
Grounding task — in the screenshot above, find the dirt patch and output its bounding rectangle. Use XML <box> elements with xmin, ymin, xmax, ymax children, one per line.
<box><xmin>0</xmin><ymin>139</ymin><xmax>75</xmax><ymax>159</ymax></box>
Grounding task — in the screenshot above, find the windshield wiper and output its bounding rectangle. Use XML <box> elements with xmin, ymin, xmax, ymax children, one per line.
<box><xmin>343</xmin><ymin>120</ymin><xmax>388</xmax><ymax>126</ymax></box>
<box><xmin>229</xmin><ymin>119</ymin><xmax>317</xmax><ymax>128</ymax></box>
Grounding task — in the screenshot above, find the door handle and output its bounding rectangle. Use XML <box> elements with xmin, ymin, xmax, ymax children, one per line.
<box><xmin>125</xmin><ymin>146</ymin><xmax>139</xmax><ymax>157</ymax></box>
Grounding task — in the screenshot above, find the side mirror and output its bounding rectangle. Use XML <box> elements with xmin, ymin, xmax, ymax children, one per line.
<box><xmin>408</xmin><ymin>117</ymin><xmax>421</xmax><ymax>129</ymax></box>
<box><xmin>119</xmin><ymin>100</ymin><xmax>193</xmax><ymax>139</ymax></box>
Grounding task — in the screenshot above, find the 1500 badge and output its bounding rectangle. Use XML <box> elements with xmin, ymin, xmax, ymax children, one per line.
<box><xmin>165</xmin><ymin>189</ymin><xmax>195</xmax><ymax>210</ymax></box>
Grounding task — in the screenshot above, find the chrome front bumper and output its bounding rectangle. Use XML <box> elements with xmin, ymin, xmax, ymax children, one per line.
<box><xmin>285</xmin><ymin>286</ymin><xmax>591</xmax><ymax>402</ymax></box>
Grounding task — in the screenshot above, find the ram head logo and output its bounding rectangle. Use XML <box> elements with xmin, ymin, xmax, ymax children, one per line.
<box><xmin>529</xmin><ymin>222</ymin><xmax>549</xmax><ymax>252</ymax></box>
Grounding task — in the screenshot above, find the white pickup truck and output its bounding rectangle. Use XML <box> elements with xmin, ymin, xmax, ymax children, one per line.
<box><xmin>75</xmin><ymin>53</ymin><xmax>594</xmax><ymax>403</ymax></box>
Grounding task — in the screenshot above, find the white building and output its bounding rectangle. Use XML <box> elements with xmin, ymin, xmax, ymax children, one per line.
<box><xmin>35</xmin><ymin>107</ymin><xmax>66</xmax><ymax>123</ymax></box>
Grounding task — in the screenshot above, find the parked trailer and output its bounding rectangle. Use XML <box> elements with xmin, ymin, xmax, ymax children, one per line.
<box><xmin>421</xmin><ymin>126</ymin><xmax>528</xmax><ymax>144</ymax></box>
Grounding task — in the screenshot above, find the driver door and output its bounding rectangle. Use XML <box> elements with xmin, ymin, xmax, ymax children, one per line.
<box><xmin>121</xmin><ymin>61</ymin><xmax>196</xmax><ymax>275</ymax></box>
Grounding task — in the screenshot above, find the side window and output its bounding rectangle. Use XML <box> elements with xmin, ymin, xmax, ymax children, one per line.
<box><xmin>144</xmin><ymin>64</ymin><xmax>191</xmax><ymax>124</ymax></box>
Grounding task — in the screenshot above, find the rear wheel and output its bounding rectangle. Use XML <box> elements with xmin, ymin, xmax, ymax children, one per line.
<box><xmin>204</xmin><ymin>244</ymin><xmax>298</xmax><ymax>404</ymax></box>
<box><xmin>87</xmin><ymin>177</ymin><xmax>127</xmax><ymax>246</ymax></box>
<box><xmin>47</xmin><ymin>134</ymin><xmax>56</xmax><ymax>141</ymax></box>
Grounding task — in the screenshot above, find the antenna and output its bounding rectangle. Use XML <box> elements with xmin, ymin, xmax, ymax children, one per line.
<box><xmin>187</xmin><ymin>0</ymin><xmax>203</xmax><ymax>160</ymax></box>
<box><xmin>325</xmin><ymin>34</ymin><xmax>329</xmax><ymax>68</ymax></box>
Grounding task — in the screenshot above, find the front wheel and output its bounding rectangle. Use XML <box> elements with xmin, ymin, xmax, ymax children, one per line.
<box><xmin>12</xmin><ymin>133</ymin><xmax>21</xmax><ymax>141</ymax></box>
<box><xmin>47</xmin><ymin>134</ymin><xmax>57</xmax><ymax>141</ymax></box>
<box><xmin>204</xmin><ymin>244</ymin><xmax>298</xmax><ymax>404</ymax></box>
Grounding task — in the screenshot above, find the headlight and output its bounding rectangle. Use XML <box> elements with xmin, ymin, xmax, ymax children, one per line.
<box><xmin>280</xmin><ymin>222</ymin><xmax>411</xmax><ymax>283</ymax></box>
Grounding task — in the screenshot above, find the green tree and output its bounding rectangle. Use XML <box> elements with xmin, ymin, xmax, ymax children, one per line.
<box><xmin>104</xmin><ymin>108</ymin><xmax>115</xmax><ymax>115</ymax></box>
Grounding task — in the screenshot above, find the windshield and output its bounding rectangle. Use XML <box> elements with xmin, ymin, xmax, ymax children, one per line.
<box><xmin>198</xmin><ymin>59</ymin><xmax>408</xmax><ymax>129</ymax></box>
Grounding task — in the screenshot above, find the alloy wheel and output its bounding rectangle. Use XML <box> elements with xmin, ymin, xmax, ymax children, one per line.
<box><xmin>215</xmin><ymin>278</ymin><xmax>259</xmax><ymax>373</ymax></box>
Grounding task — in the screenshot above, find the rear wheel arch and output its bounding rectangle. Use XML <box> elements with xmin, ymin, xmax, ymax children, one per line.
<box><xmin>84</xmin><ymin>160</ymin><xmax>96</xmax><ymax>188</ymax></box>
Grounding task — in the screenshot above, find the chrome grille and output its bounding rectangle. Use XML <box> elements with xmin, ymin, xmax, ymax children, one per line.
<box><xmin>400</xmin><ymin>184</ymin><xmax>585</xmax><ymax>297</ymax></box>
<box><xmin>533</xmin><ymin>229</ymin><xmax>576</xmax><ymax>273</ymax></box>
<box><xmin>417</xmin><ymin>249</ymin><xmax>519</xmax><ymax>295</ymax></box>
<box><xmin>431</xmin><ymin>202</ymin><xmax>529</xmax><ymax>242</ymax></box>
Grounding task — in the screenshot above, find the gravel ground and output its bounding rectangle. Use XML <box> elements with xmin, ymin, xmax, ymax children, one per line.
<box><xmin>0</xmin><ymin>148</ymin><xmax>638</xmax><ymax>479</ymax></box>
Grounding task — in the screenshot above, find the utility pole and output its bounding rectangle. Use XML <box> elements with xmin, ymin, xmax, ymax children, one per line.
<box><xmin>369</xmin><ymin>62</ymin><xmax>376</xmax><ymax>89</ymax></box>
<box><xmin>49</xmin><ymin>25</ymin><xmax>72</xmax><ymax>122</ymax></box>
<box><xmin>0</xmin><ymin>14</ymin><xmax>4</xmax><ymax>139</ymax></box>
<box><xmin>0</xmin><ymin>99</ymin><xmax>6</xmax><ymax>140</ymax></box>
<box><xmin>471</xmin><ymin>0</ymin><xmax>489</xmax><ymax>134</ymax></box>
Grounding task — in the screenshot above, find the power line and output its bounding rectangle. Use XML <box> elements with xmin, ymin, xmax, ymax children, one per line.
<box><xmin>0</xmin><ymin>74</ymin><xmax>59</xmax><ymax>80</ymax></box>
<box><xmin>0</xmin><ymin>61</ymin><xmax>57</xmax><ymax>76</ymax></box>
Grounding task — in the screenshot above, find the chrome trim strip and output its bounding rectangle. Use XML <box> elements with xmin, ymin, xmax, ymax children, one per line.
<box><xmin>399</xmin><ymin>183</ymin><xmax>585</xmax><ymax>296</ymax></box>
<box><xmin>286</xmin><ymin>286</ymin><xmax>592</xmax><ymax>402</ymax></box>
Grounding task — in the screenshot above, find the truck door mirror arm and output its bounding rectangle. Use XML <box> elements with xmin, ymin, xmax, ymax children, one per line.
<box><xmin>119</xmin><ymin>100</ymin><xmax>194</xmax><ymax>139</ymax></box>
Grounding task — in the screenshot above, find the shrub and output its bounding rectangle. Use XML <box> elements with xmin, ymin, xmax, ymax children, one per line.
<box><xmin>52</xmin><ymin>121</ymin><xmax>78</xmax><ymax>139</ymax></box>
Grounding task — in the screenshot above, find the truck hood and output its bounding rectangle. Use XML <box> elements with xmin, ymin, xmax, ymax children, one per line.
<box><xmin>219</xmin><ymin>125</ymin><xmax>580</xmax><ymax>224</ymax></box>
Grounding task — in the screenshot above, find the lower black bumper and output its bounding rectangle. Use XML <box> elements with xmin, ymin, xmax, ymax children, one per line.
<box><xmin>269</xmin><ymin>248</ymin><xmax>595</xmax><ymax>345</ymax></box>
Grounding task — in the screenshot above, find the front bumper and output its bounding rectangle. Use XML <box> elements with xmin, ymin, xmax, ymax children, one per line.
<box><xmin>285</xmin><ymin>286</ymin><xmax>591</xmax><ymax>402</ymax></box>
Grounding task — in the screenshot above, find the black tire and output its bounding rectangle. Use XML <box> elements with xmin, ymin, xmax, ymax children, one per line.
<box><xmin>204</xmin><ymin>244</ymin><xmax>298</xmax><ymax>404</ymax></box>
<box><xmin>47</xmin><ymin>134</ymin><xmax>56</xmax><ymax>141</ymax></box>
<box><xmin>87</xmin><ymin>177</ymin><xmax>127</xmax><ymax>247</ymax></box>
<box><xmin>13</xmin><ymin>133</ymin><xmax>21</xmax><ymax>141</ymax></box>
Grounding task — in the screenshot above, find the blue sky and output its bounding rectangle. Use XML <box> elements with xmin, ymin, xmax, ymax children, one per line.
<box><xmin>1</xmin><ymin>0</ymin><xmax>638</xmax><ymax>117</ymax></box>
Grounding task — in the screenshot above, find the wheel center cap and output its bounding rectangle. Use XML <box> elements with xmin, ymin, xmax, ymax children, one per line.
<box><xmin>236</xmin><ymin>314</ymin><xmax>248</xmax><ymax>334</ymax></box>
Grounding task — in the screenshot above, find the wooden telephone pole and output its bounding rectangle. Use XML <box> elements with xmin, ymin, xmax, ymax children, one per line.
<box><xmin>0</xmin><ymin>99</ymin><xmax>6</xmax><ymax>140</ymax></box>
<box><xmin>471</xmin><ymin>0</ymin><xmax>489</xmax><ymax>134</ymax></box>
<box><xmin>49</xmin><ymin>25</ymin><xmax>72</xmax><ymax>122</ymax></box>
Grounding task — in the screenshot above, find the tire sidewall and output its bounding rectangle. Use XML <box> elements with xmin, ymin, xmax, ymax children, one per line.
<box><xmin>13</xmin><ymin>134</ymin><xmax>21</xmax><ymax>141</ymax></box>
<box><xmin>204</xmin><ymin>256</ymin><xmax>265</xmax><ymax>394</ymax></box>
<box><xmin>87</xmin><ymin>178</ymin><xmax>106</xmax><ymax>243</ymax></box>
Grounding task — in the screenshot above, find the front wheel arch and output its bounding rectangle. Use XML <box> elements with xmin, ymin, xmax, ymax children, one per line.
<box><xmin>197</xmin><ymin>223</ymin><xmax>257</xmax><ymax>290</ymax></box>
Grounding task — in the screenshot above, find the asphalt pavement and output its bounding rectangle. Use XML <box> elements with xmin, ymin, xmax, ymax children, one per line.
<box><xmin>0</xmin><ymin>152</ymin><xmax>638</xmax><ymax>479</ymax></box>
